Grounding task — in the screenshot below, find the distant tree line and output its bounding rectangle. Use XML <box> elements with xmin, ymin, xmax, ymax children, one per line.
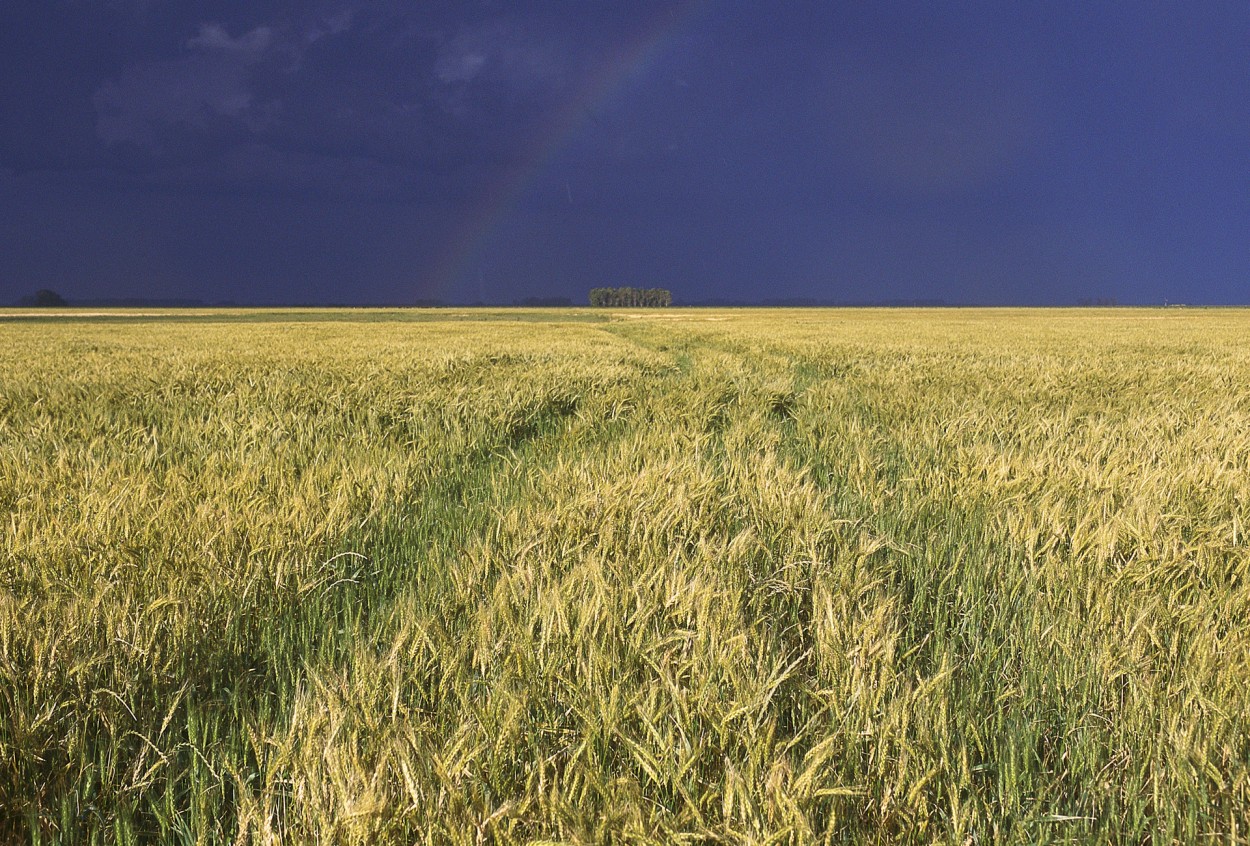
<box><xmin>515</xmin><ymin>296</ymin><xmax>573</xmax><ymax>307</ymax></box>
<box><xmin>18</xmin><ymin>289</ymin><xmax>68</xmax><ymax>307</ymax></box>
<box><xmin>588</xmin><ymin>287</ymin><xmax>672</xmax><ymax>307</ymax></box>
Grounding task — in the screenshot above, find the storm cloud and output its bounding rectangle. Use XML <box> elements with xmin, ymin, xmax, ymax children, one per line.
<box><xmin>2</xmin><ymin>1</ymin><xmax>1249</xmax><ymax>306</ymax></box>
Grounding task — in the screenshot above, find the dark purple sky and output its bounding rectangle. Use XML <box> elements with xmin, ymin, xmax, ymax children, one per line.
<box><xmin>2</xmin><ymin>1</ymin><xmax>1248</xmax><ymax>305</ymax></box>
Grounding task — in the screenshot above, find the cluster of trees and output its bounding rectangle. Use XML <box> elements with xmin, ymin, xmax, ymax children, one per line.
<box><xmin>18</xmin><ymin>289</ymin><xmax>68</xmax><ymax>307</ymax></box>
<box><xmin>588</xmin><ymin>287</ymin><xmax>673</xmax><ymax>307</ymax></box>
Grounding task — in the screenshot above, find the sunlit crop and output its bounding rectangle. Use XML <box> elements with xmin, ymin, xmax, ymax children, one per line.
<box><xmin>2</xmin><ymin>307</ymin><xmax>1248</xmax><ymax>844</ymax></box>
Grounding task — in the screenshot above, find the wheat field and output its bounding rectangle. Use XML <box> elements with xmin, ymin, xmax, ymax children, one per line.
<box><xmin>2</xmin><ymin>308</ymin><xmax>1248</xmax><ymax>844</ymax></box>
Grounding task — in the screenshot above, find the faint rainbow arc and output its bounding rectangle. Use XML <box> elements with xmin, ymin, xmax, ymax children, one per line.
<box><xmin>423</xmin><ymin>2</ymin><xmax>707</xmax><ymax>302</ymax></box>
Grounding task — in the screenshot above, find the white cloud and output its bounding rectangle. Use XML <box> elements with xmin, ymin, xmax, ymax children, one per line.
<box><xmin>188</xmin><ymin>23</ymin><xmax>272</xmax><ymax>54</ymax></box>
<box><xmin>94</xmin><ymin>23</ymin><xmax>278</xmax><ymax>151</ymax></box>
<box><xmin>434</xmin><ymin>20</ymin><xmax>564</xmax><ymax>95</ymax></box>
<box><xmin>307</xmin><ymin>9</ymin><xmax>354</xmax><ymax>43</ymax></box>
<box><xmin>436</xmin><ymin>49</ymin><xmax>487</xmax><ymax>84</ymax></box>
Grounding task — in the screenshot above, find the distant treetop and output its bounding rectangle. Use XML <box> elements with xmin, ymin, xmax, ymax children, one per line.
<box><xmin>589</xmin><ymin>287</ymin><xmax>672</xmax><ymax>307</ymax></box>
<box><xmin>19</xmin><ymin>289</ymin><xmax>68</xmax><ymax>307</ymax></box>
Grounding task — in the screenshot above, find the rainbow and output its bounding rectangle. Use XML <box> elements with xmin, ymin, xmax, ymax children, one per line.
<box><xmin>423</xmin><ymin>1</ymin><xmax>708</xmax><ymax>302</ymax></box>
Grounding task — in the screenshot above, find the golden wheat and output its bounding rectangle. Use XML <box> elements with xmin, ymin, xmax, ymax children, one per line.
<box><xmin>2</xmin><ymin>308</ymin><xmax>1247</xmax><ymax>844</ymax></box>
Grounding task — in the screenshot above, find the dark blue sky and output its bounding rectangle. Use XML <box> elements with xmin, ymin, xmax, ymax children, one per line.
<box><xmin>2</xmin><ymin>1</ymin><xmax>1248</xmax><ymax>305</ymax></box>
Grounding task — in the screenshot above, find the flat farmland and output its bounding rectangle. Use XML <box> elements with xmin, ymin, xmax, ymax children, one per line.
<box><xmin>2</xmin><ymin>308</ymin><xmax>1248</xmax><ymax>844</ymax></box>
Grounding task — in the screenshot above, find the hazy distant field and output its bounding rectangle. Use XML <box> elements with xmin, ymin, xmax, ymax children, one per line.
<box><xmin>2</xmin><ymin>308</ymin><xmax>1248</xmax><ymax>844</ymax></box>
